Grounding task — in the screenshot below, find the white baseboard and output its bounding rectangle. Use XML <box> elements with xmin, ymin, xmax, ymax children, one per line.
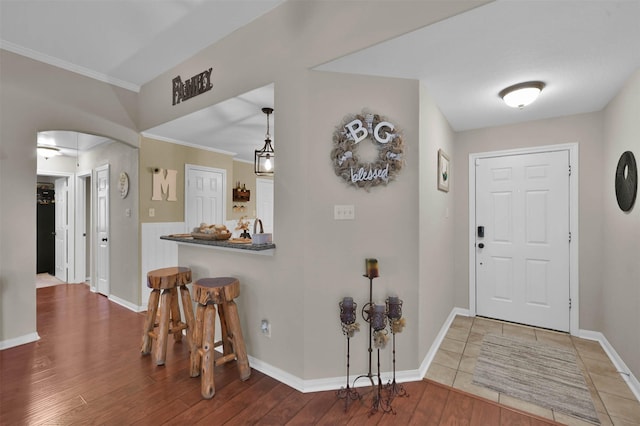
<box><xmin>418</xmin><ymin>307</ymin><xmax>470</xmax><ymax>378</ymax></box>
<box><xmin>247</xmin><ymin>354</ymin><xmax>423</xmax><ymax>394</ymax></box>
<box><xmin>109</xmin><ymin>294</ymin><xmax>145</xmax><ymax>313</ymax></box>
<box><xmin>0</xmin><ymin>332</ymin><xmax>40</xmax><ymax>350</ymax></box>
<box><xmin>245</xmin><ymin>307</ymin><xmax>471</xmax><ymax>393</ymax></box>
<box><xmin>578</xmin><ymin>329</ymin><xmax>640</xmax><ymax>402</ymax></box>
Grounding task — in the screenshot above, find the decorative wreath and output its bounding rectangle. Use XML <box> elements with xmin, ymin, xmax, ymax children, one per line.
<box><xmin>331</xmin><ymin>110</ymin><xmax>404</xmax><ymax>190</ymax></box>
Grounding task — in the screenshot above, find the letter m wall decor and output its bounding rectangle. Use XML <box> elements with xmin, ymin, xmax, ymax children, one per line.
<box><xmin>152</xmin><ymin>169</ymin><xmax>178</xmax><ymax>201</ymax></box>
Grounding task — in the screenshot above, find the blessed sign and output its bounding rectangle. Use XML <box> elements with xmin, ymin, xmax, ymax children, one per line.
<box><xmin>172</xmin><ymin>68</ymin><xmax>213</xmax><ymax>105</ymax></box>
<box><xmin>331</xmin><ymin>110</ymin><xmax>404</xmax><ymax>190</ymax></box>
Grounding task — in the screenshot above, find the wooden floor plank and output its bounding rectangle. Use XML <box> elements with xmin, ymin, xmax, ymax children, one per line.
<box><xmin>0</xmin><ymin>284</ymin><xmax>569</xmax><ymax>426</ymax></box>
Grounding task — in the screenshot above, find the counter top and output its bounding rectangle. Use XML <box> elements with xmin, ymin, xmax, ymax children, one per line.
<box><xmin>160</xmin><ymin>235</ymin><xmax>275</xmax><ymax>254</ymax></box>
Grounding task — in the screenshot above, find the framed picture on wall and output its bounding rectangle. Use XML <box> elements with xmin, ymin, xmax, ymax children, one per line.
<box><xmin>438</xmin><ymin>149</ymin><xmax>450</xmax><ymax>192</ymax></box>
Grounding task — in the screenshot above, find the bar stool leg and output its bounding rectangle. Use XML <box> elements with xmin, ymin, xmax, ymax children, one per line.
<box><xmin>180</xmin><ymin>284</ymin><xmax>196</xmax><ymax>350</ymax></box>
<box><xmin>141</xmin><ymin>289</ymin><xmax>160</xmax><ymax>355</ymax></box>
<box><xmin>154</xmin><ymin>288</ymin><xmax>172</xmax><ymax>366</ymax></box>
<box><xmin>169</xmin><ymin>287</ymin><xmax>182</xmax><ymax>342</ymax></box>
<box><xmin>217</xmin><ymin>303</ymin><xmax>233</xmax><ymax>357</ymax></box>
<box><xmin>225</xmin><ymin>300</ymin><xmax>251</xmax><ymax>381</ymax></box>
<box><xmin>201</xmin><ymin>304</ymin><xmax>216</xmax><ymax>399</ymax></box>
<box><xmin>190</xmin><ymin>304</ymin><xmax>204</xmax><ymax>377</ymax></box>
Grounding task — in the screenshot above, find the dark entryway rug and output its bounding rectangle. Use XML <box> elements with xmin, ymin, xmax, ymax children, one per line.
<box><xmin>473</xmin><ymin>333</ymin><xmax>600</xmax><ymax>424</ymax></box>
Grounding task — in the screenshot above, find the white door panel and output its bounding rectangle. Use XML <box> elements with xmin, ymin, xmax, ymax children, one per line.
<box><xmin>476</xmin><ymin>150</ymin><xmax>570</xmax><ymax>331</ymax></box>
<box><xmin>185</xmin><ymin>165</ymin><xmax>225</xmax><ymax>231</ymax></box>
<box><xmin>54</xmin><ymin>177</ymin><xmax>68</xmax><ymax>282</ymax></box>
<box><xmin>256</xmin><ymin>179</ymin><xmax>274</xmax><ymax>234</ymax></box>
<box><xmin>96</xmin><ymin>165</ymin><xmax>110</xmax><ymax>296</ymax></box>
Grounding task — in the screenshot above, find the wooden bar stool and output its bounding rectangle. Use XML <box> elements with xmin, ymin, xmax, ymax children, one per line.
<box><xmin>141</xmin><ymin>266</ymin><xmax>196</xmax><ymax>366</ymax></box>
<box><xmin>191</xmin><ymin>277</ymin><xmax>251</xmax><ymax>399</ymax></box>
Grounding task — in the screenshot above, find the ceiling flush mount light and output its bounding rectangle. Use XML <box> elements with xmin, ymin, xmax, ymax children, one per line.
<box><xmin>255</xmin><ymin>107</ymin><xmax>275</xmax><ymax>176</ymax></box>
<box><xmin>499</xmin><ymin>81</ymin><xmax>545</xmax><ymax>109</ymax></box>
<box><xmin>37</xmin><ymin>145</ymin><xmax>61</xmax><ymax>159</ymax></box>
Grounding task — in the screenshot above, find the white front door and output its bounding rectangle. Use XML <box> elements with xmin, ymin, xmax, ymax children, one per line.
<box><xmin>95</xmin><ymin>165</ymin><xmax>110</xmax><ymax>296</ymax></box>
<box><xmin>185</xmin><ymin>165</ymin><xmax>225</xmax><ymax>231</ymax></box>
<box><xmin>475</xmin><ymin>150</ymin><xmax>570</xmax><ymax>331</ymax></box>
<box><xmin>54</xmin><ymin>177</ymin><xmax>68</xmax><ymax>282</ymax></box>
<box><xmin>256</xmin><ymin>178</ymin><xmax>274</xmax><ymax>234</ymax></box>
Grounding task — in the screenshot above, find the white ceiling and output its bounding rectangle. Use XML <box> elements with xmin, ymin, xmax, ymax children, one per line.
<box><xmin>3</xmin><ymin>1</ymin><xmax>640</xmax><ymax>161</ymax></box>
<box><xmin>316</xmin><ymin>1</ymin><xmax>640</xmax><ymax>131</ymax></box>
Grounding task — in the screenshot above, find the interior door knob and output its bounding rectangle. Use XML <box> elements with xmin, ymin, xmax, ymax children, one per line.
<box><xmin>102</xmin><ymin>238</ymin><xmax>108</xmax><ymax>242</ymax></box>
<box><xmin>478</xmin><ymin>243</ymin><xmax>485</xmax><ymax>248</ymax></box>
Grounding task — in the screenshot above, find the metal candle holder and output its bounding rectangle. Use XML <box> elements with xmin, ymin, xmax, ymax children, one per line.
<box><xmin>385</xmin><ymin>297</ymin><xmax>407</xmax><ymax>398</ymax></box>
<box><xmin>336</xmin><ymin>298</ymin><xmax>360</xmax><ymax>411</ymax></box>
<box><xmin>369</xmin><ymin>304</ymin><xmax>393</xmax><ymax>415</ymax></box>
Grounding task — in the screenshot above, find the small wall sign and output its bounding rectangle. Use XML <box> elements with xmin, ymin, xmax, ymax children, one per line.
<box><xmin>330</xmin><ymin>110</ymin><xmax>404</xmax><ymax>190</ymax></box>
<box><xmin>172</xmin><ymin>67</ymin><xmax>213</xmax><ymax>105</ymax></box>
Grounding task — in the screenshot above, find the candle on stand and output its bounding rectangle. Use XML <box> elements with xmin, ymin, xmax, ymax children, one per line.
<box><xmin>340</xmin><ymin>297</ymin><xmax>356</xmax><ymax>324</ymax></box>
<box><xmin>365</xmin><ymin>258</ymin><xmax>379</xmax><ymax>278</ymax></box>
<box><xmin>387</xmin><ymin>296</ymin><xmax>402</xmax><ymax>320</ymax></box>
<box><xmin>371</xmin><ymin>303</ymin><xmax>386</xmax><ymax>330</ymax></box>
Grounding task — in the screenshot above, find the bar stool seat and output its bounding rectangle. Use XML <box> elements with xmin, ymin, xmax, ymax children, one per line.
<box><xmin>141</xmin><ymin>266</ymin><xmax>195</xmax><ymax>366</ymax></box>
<box><xmin>191</xmin><ymin>277</ymin><xmax>250</xmax><ymax>399</ymax></box>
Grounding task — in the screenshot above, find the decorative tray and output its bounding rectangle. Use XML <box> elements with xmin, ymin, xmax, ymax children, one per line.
<box><xmin>191</xmin><ymin>232</ymin><xmax>232</xmax><ymax>241</ymax></box>
<box><xmin>228</xmin><ymin>238</ymin><xmax>252</xmax><ymax>244</ymax></box>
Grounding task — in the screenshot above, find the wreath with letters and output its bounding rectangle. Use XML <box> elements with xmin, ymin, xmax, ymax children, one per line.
<box><xmin>331</xmin><ymin>110</ymin><xmax>404</xmax><ymax>190</ymax></box>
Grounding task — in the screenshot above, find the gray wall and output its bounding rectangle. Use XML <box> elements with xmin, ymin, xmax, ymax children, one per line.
<box><xmin>453</xmin><ymin>112</ymin><xmax>605</xmax><ymax>332</ymax></box>
<box><xmin>601</xmin><ymin>70</ymin><xmax>640</xmax><ymax>378</ymax></box>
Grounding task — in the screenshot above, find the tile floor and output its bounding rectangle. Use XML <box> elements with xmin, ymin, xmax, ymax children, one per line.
<box><xmin>425</xmin><ymin>315</ymin><xmax>640</xmax><ymax>426</ymax></box>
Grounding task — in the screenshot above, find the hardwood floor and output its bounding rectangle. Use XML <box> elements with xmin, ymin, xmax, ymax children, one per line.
<box><xmin>1</xmin><ymin>284</ymin><xmax>563</xmax><ymax>425</ymax></box>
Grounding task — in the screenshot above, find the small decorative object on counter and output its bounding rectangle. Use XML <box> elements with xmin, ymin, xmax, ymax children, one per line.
<box><xmin>235</xmin><ymin>216</ymin><xmax>252</xmax><ymax>240</ymax></box>
<box><xmin>251</xmin><ymin>218</ymin><xmax>272</xmax><ymax>245</ymax></box>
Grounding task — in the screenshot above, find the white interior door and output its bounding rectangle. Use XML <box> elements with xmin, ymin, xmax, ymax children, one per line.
<box><xmin>95</xmin><ymin>165</ymin><xmax>110</xmax><ymax>296</ymax></box>
<box><xmin>256</xmin><ymin>178</ymin><xmax>274</xmax><ymax>234</ymax></box>
<box><xmin>475</xmin><ymin>150</ymin><xmax>570</xmax><ymax>331</ymax></box>
<box><xmin>185</xmin><ymin>165</ymin><xmax>225</xmax><ymax>231</ymax></box>
<box><xmin>54</xmin><ymin>177</ymin><xmax>68</xmax><ymax>282</ymax></box>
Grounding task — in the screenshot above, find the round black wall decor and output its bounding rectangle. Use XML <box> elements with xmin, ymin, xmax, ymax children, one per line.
<box><xmin>615</xmin><ymin>151</ymin><xmax>637</xmax><ymax>212</ymax></box>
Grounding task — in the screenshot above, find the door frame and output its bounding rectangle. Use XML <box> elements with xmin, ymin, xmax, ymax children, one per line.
<box><xmin>37</xmin><ymin>170</ymin><xmax>75</xmax><ymax>282</ymax></box>
<box><xmin>76</xmin><ymin>170</ymin><xmax>92</xmax><ymax>285</ymax></box>
<box><xmin>468</xmin><ymin>143</ymin><xmax>579</xmax><ymax>335</ymax></box>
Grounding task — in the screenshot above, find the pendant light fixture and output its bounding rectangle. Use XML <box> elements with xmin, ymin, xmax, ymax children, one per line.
<box><xmin>254</xmin><ymin>107</ymin><xmax>275</xmax><ymax>176</ymax></box>
<box><xmin>499</xmin><ymin>81</ymin><xmax>545</xmax><ymax>109</ymax></box>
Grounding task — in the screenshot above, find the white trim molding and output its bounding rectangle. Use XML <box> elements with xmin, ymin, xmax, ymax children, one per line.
<box><xmin>0</xmin><ymin>332</ymin><xmax>40</xmax><ymax>350</ymax></box>
<box><xmin>579</xmin><ymin>329</ymin><xmax>640</xmax><ymax>402</ymax></box>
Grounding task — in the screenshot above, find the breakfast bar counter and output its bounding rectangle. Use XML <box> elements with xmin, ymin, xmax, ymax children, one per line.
<box><xmin>160</xmin><ymin>235</ymin><xmax>275</xmax><ymax>255</ymax></box>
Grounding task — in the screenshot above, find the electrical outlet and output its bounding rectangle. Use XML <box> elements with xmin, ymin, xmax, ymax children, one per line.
<box><xmin>261</xmin><ymin>319</ymin><xmax>271</xmax><ymax>338</ymax></box>
<box><xmin>334</xmin><ymin>204</ymin><xmax>355</xmax><ymax>220</ymax></box>
<box><xmin>149</xmin><ymin>208</ymin><xmax>155</xmax><ymax>217</ymax></box>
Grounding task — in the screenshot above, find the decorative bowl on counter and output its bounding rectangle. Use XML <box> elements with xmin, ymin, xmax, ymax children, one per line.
<box><xmin>191</xmin><ymin>232</ymin><xmax>232</xmax><ymax>241</ymax></box>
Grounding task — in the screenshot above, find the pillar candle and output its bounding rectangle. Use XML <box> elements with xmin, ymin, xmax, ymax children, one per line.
<box><xmin>340</xmin><ymin>297</ymin><xmax>356</xmax><ymax>324</ymax></box>
<box><xmin>371</xmin><ymin>303</ymin><xmax>386</xmax><ymax>330</ymax></box>
<box><xmin>365</xmin><ymin>258</ymin><xmax>379</xmax><ymax>278</ymax></box>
